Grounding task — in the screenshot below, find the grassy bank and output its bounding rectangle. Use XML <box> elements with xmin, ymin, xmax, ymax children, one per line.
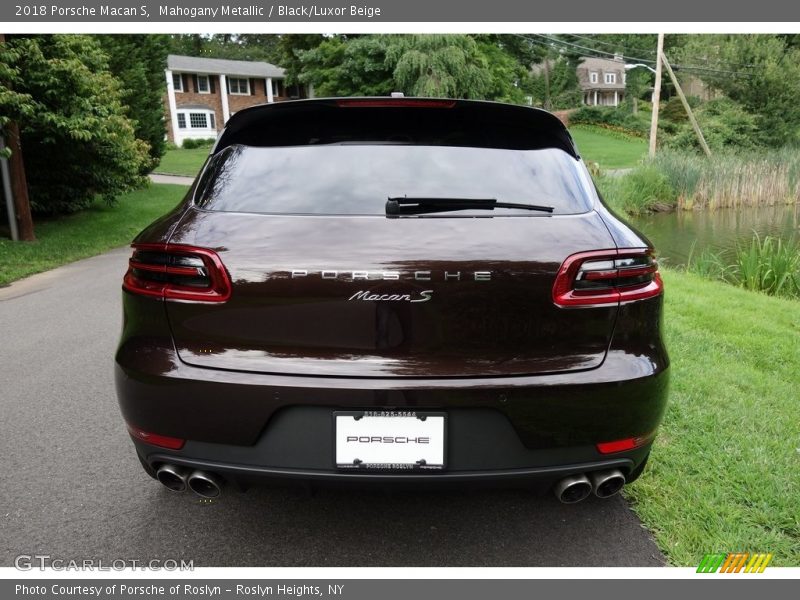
<box><xmin>0</xmin><ymin>184</ymin><xmax>188</xmax><ymax>286</ymax></box>
<box><xmin>569</xmin><ymin>124</ymin><xmax>647</xmax><ymax>170</ymax></box>
<box><xmin>598</xmin><ymin>149</ymin><xmax>800</xmax><ymax>214</ymax></box>
<box><xmin>153</xmin><ymin>147</ymin><xmax>210</xmax><ymax>177</ymax></box>
<box><xmin>626</xmin><ymin>269</ymin><xmax>800</xmax><ymax>566</ymax></box>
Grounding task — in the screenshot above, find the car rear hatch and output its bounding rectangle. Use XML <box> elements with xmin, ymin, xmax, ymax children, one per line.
<box><xmin>161</xmin><ymin>99</ymin><xmax>620</xmax><ymax>378</ymax></box>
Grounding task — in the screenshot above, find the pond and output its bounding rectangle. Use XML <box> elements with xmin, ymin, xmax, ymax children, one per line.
<box><xmin>628</xmin><ymin>204</ymin><xmax>800</xmax><ymax>267</ymax></box>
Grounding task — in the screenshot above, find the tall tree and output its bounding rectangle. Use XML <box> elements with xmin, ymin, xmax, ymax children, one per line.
<box><xmin>297</xmin><ymin>36</ymin><xmax>393</xmax><ymax>96</ymax></box>
<box><xmin>386</xmin><ymin>35</ymin><xmax>492</xmax><ymax>98</ymax></box>
<box><xmin>97</xmin><ymin>35</ymin><xmax>169</xmax><ymax>169</ymax></box>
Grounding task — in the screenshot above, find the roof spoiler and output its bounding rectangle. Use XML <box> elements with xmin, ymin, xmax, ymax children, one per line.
<box><xmin>214</xmin><ymin>98</ymin><xmax>578</xmax><ymax>158</ymax></box>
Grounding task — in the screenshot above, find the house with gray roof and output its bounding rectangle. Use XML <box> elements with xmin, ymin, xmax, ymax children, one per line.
<box><xmin>577</xmin><ymin>55</ymin><xmax>626</xmax><ymax>107</ymax></box>
<box><xmin>164</xmin><ymin>54</ymin><xmax>312</xmax><ymax>146</ymax></box>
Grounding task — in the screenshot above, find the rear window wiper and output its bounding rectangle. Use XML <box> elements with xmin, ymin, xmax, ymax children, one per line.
<box><xmin>385</xmin><ymin>197</ymin><xmax>554</xmax><ymax>216</ymax></box>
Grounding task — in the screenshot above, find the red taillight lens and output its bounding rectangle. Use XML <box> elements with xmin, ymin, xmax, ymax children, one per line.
<box><xmin>336</xmin><ymin>99</ymin><xmax>456</xmax><ymax>108</ymax></box>
<box><xmin>552</xmin><ymin>249</ymin><xmax>663</xmax><ymax>308</ymax></box>
<box><xmin>596</xmin><ymin>433</ymin><xmax>655</xmax><ymax>454</ymax></box>
<box><xmin>122</xmin><ymin>243</ymin><xmax>232</xmax><ymax>303</ymax></box>
<box><xmin>127</xmin><ymin>425</ymin><xmax>185</xmax><ymax>450</ymax></box>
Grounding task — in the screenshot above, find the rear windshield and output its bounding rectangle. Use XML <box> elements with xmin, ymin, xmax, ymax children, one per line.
<box><xmin>194</xmin><ymin>144</ymin><xmax>592</xmax><ymax>216</ymax></box>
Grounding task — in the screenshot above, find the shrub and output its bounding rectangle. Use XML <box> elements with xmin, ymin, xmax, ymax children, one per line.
<box><xmin>663</xmin><ymin>98</ymin><xmax>759</xmax><ymax>153</ymax></box>
<box><xmin>569</xmin><ymin>106</ymin><xmax>651</xmax><ymax>138</ymax></box>
<box><xmin>613</xmin><ymin>165</ymin><xmax>677</xmax><ymax>215</ymax></box>
<box><xmin>687</xmin><ymin>234</ymin><xmax>800</xmax><ymax>299</ymax></box>
<box><xmin>181</xmin><ymin>138</ymin><xmax>216</xmax><ymax>149</ymax></box>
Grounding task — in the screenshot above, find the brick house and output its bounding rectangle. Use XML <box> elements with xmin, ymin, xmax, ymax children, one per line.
<box><xmin>576</xmin><ymin>55</ymin><xmax>626</xmax><ymax>107</ymax></box>
<box><xmin>164</xmin><ymin>54</ymin><xmax>312</xmax><ymax>146</ymax></box>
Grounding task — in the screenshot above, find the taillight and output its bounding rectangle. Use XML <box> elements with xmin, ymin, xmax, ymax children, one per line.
<box><xmin>336</xmin><ymin>99</ymin><xmax>456</xmax><ymax>108</ymax></box>
<box><xmin>122</xmin><ymin>243</ymin><xmax>232</xmax><ymax>303</ymax></box>
<box><xmin>127</xmin><ymin>424</ymin><xmax>185</xmax><ymax>450</ymax></box>
<box><xmin>552</xmin><ymin>249</ymin><xmax>663</xmax><ymax>308</ymax></box>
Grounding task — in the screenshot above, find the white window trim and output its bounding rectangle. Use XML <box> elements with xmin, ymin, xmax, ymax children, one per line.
<box><xmin>228</xmin><ymin>77</ymin><xmax>250</xmax><ymax>95</ymax></box>
<box><xmin>605</xmin><ymin>73</ymin><xmax>617</xmax><ymax>84</ymax></box>
<box><xmin>197</xmin><ymin>74</ymin><xmax>211</xmax><ymax>94</ymax></box>
<box><xmin>589</xmin><ymin>72</ymin><xmax>598</xmax><ymax>84</ymax></box>
<box><xmin>172</xmin><ymin>73</ymin><xmax>183</xmax><ymax>93</ymax></box>
<box><xmin>176</xmin><ymin>109</ymin><xmax>217</xmax><ymax>131</ymax></box>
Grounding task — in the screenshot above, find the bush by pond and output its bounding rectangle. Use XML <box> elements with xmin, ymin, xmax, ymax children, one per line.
<box><xmin>688</xmin><ymin>234</ymin><xmax>800</xmax><ymax>300</ymax></box>
<box><xmin>599</xmin><ymin>148</ymin><xmax>800</xmax><ymax>214</ymax></box>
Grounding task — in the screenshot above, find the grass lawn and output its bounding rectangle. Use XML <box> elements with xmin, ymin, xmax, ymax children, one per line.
<box><xmin>0</xmin><ymin>184</ymin><xmax>188</xmax><ymax>286</ymax></box>
<box><xmin>570</xmin><ymin>124</ymin><xmax>647</xmax><ymax>170</ymax></box>
<box><xmin>153</xmin><ymin>147</ymin><xmax>210</xmax><ymax>177</ymax></box>
<box><xmin>627</xmin><ymin>269</ymin><xmax>800</xmax><ymax>566</ymax></box>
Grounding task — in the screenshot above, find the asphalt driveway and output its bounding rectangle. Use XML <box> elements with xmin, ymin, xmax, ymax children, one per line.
<box><xmin>0</xmin><ymin>248</ymin><xmax>666</xmax><ymax>567</ymax></box>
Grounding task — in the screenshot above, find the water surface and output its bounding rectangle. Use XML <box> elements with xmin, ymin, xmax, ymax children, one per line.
<box><xmin>629</xmin><ymin>205</ymin><xmax>800</xmax><ymax>267</ymax></box>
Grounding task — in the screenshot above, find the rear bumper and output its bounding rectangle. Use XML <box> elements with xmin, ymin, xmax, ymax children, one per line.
<box><xmin>116</xmin><ymin>333</ymin><xmax>668</xmax><ymax>487</ymax></box>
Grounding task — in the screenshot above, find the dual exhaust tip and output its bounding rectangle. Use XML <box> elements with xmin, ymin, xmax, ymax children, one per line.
<box><xmin>553</xmin><ymin>469</ymin><xmax>625</xmax><ymax>504</ymax></box>
<box><xmin>156</xmin><ymin>464</ymin><xmax>224</xmax><ymax>498</ymax></box>
<box><xmin>158</xmin><ymin>463</ymin><xmax>622</xmax><ymax>503</ymax></box>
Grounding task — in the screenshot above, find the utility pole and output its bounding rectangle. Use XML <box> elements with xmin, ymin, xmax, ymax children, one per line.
<box><xmin>660</xmin><ymin>51</ymin><xmax>713</xmax><ymax>157</ymax></box>
<box><xmin>542</xmin><ymin>50</ymin><xmax>551</xmax><ymax>110</ymax></box>
<box><xmin>648</xmin><ymin>33</ymin><xmax>664</xmax><ymax>158</ymax></box>
<box><xmin>4</xmin><ymin>123</ymin><xmax>35</xmax><ymax>241</ymax></box>
<box><xmin>0</xmin><ymin>33</ymin><xmax>35</xmax><ymax>241</ymax></box>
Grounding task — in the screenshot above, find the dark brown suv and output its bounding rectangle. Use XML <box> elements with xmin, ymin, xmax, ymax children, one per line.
<box><xmin>115</xmin><ymin>98</ymin><xmax>668</xmax><ymax>503</ymax></box>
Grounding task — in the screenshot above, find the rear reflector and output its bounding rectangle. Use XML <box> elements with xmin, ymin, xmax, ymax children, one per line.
<box><xmin>123</xmin><ymin>243</ymin><xmax>232</xmax><ymax>303</ymax></box>
<box><xmin>596</xmin><ymin>433</ymin><xmax>655</xmax><ymax>454</ymax></box>
<box><xmin>336</xmin><ymin>99</ymin><xmax>456</xmax><ymax>108</ymax></box>
<box><xmin>127</xmin><ymin>425</ymin><xmax>185</xmax><ymax>450</ymax></box>
<box><xmin>552</xmin><ymin>249</ymin><xmax>663</xmax><ymax>307</ymax></box>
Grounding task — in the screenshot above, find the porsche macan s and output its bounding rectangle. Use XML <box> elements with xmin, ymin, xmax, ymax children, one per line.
<box><xmin>115</xmin><ymin>98</ymin><xmax>669</xmax><ymax>502</ymax></box>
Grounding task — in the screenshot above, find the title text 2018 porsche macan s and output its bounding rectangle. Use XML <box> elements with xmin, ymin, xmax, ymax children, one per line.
<box><xmin>115</xmin><ymin>98</ymin><xmax>668</xmax><ymax>503</ymax></box>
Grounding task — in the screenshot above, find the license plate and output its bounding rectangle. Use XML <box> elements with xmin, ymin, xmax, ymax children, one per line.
<box><xmin>334</xmin><ymin>411</ymin><xmax>446</xmax><ymax>470</ymax></box>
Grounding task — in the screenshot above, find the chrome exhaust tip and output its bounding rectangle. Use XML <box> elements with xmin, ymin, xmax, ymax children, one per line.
<box><xmin>156</xmin><ymin>464</ymin><xmax>189</xmax><ymax>492</ymax></box>
<box><xmin>589</xmin><ymin>469</ymin><xmax>626</xmax><ymax>498</ymax></box>
<box><xmin>553</xmin><ymin>473</ymin><xmax>593</xmax><ymax>504</ymax></box>
<box><xmin>187</xmin><ymin>470</ymin><xmax>224</xmax><ymax>498</ymax></box>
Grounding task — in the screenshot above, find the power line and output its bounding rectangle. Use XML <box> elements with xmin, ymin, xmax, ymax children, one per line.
<box><xmin>516</xmin><ymin>34</ymin><xmax>753</xmax><ymax>79</ymax></box>
<box><xmin>561</xmin><ymin>33</ymin><xmax>757</xmax><ymax>70</ymax></box>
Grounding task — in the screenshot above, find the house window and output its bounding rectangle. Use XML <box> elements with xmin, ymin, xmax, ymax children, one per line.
<box><xmin>605</xmin><ymin>73</ymin><xmax>617</xmax><ymax>84</ymax></box>
<box><xmin>189</xmin><ymin>112</ymin><xmax>209</xmax><ymax>128</ymax></box>
<box><xmin>197</xmin><ymin>74</ymin><xmax>210</xmax><ymax>94</ymax></box>
<box><xmin>172</xmin><ymin>73</ymin><xmax>183</xmax><ymax>92</ymax></box>
<box><xmin>590</xmin><ymin>72</ymin><xmax>598</xmax><ymax>84</ymax></box>
<box><xmin>228</xmin><ymin>77</ymin><xmax>250</xmax><ymax>95</ymax></box>
<box><xmin>177</xmin><ymin>114</ymin><xmax>186</xmax><ymax>129</ymax></box>
<box><xmin>272</xmin><ymin>79</ymin><xmax>284</xmax><ymax>98</ymax></box>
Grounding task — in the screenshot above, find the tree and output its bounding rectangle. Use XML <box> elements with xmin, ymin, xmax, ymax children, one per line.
<box><xmin>386</xmin><ymin>34</ymin><xmax>492</xmax><ymax>98</ymax></box>
<box><xmin>675</xmin><ymin>34</ymin><xmax>800</xmax><ymax>147</ymax></box>
<box><xmin>97</xmin><ymin>35</ymin><xmax>169</xmax><ymax>170</ymax></box>
<box><xmin>275</xmin><ymin>34</ymin><xmax>327</xmax><ymax>85</ymax></box>
<box><xmin>297</xmin><ymin>36</ymin><xmax>394</xmax><ymax>96</ymax></box>
<box><xmin>528</xmin><ymin>57</ymin><xmax>582</xmax><ymax>109</ymax></box>
<box><xmin>0</xmin><ymin>35</ymin><xmax>149</xmax><ymax>215</ymax></box>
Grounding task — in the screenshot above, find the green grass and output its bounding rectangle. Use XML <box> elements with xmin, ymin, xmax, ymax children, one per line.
<box><xmin>0</xmin><ymin>184</ymin><xmax>188</xmax><ymax>286</ymax></box>
<box><xmin>569</xmin><ymin>124</ymin><xmax>648</xmax><ymax>170</ymax></box>
<box><xmin>153</xmin><ymin>147</ymin><xmax>210</xmax><ymax>177</ymax></box>
<box><xmin>626</xmin><ymin>269</ymin><xmax>800</xmax><ymax>566</ymax></box>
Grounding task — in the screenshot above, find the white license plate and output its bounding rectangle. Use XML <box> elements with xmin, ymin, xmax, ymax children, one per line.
<box><xmin>334</xmin><ymin>411</ymin><xmax>446</xmax><ymax>470</ymax></box>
